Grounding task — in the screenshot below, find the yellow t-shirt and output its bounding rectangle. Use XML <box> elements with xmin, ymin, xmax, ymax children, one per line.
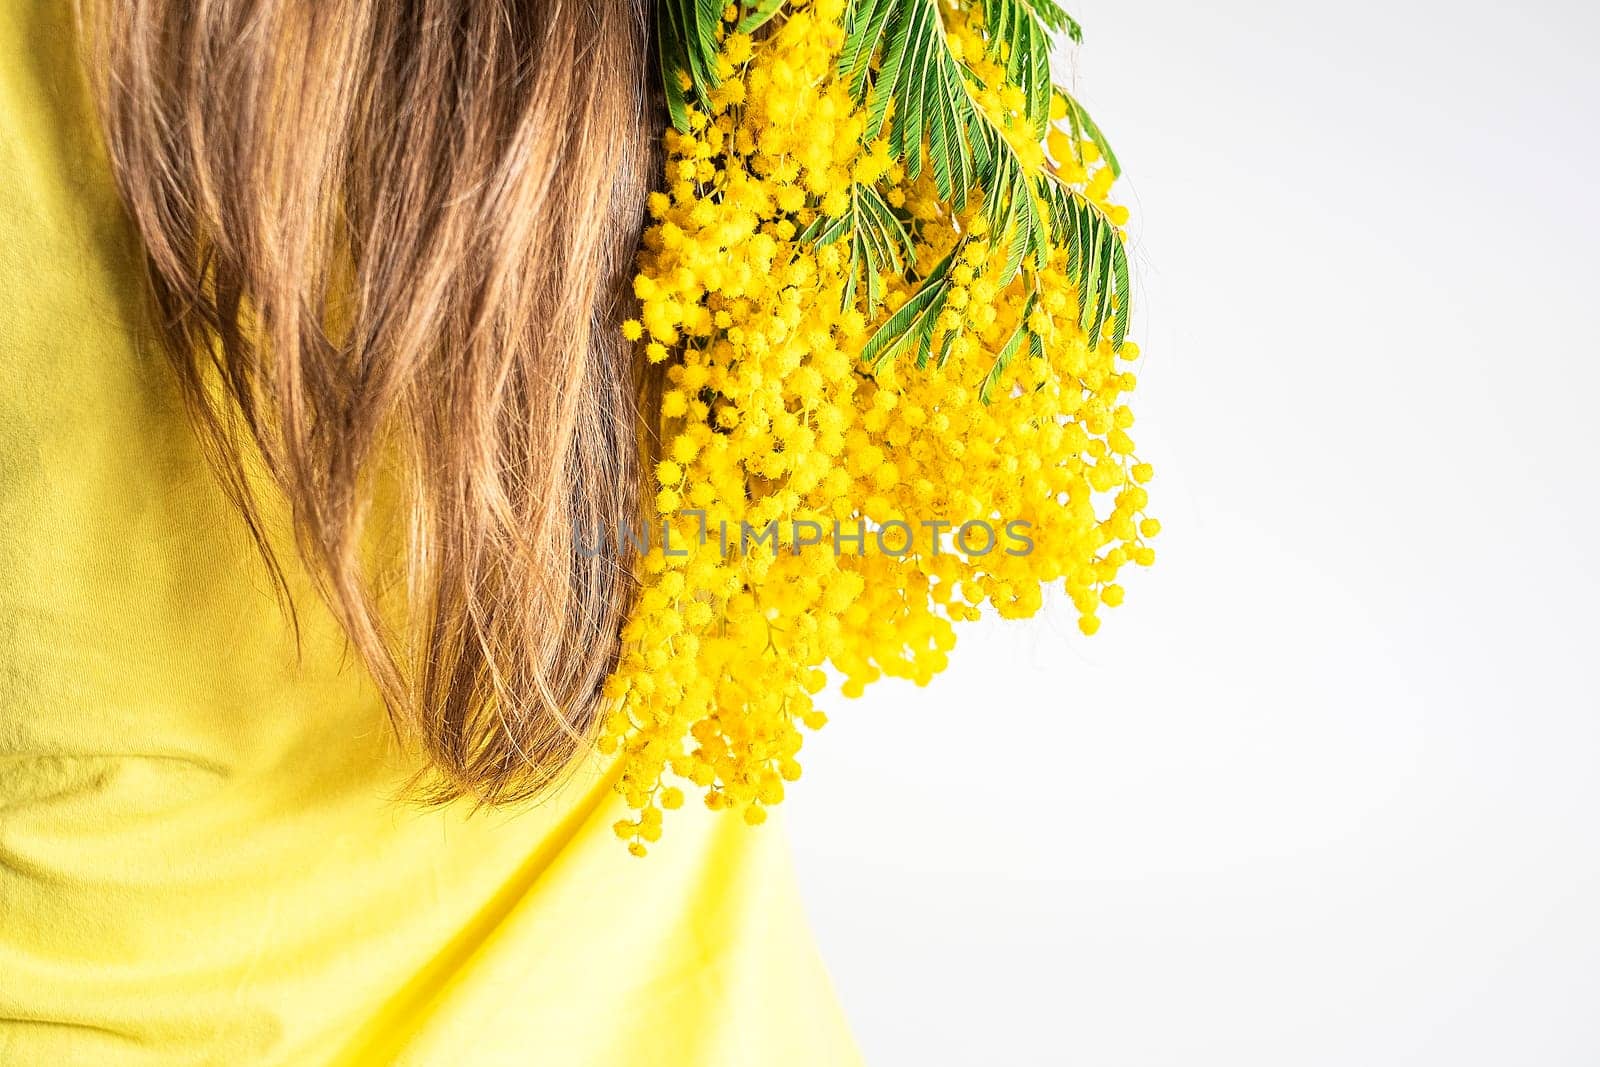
<box><xmin>0</xmin><ymin>4</ymin><xmax>860</xmax><ymax>1064</ymax></box>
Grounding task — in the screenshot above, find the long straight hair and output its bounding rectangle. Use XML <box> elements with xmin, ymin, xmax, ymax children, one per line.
<box><xmin>78</xmin><ymin>0</ymin><xmax>656</xmax><ymax>803</ymax></box>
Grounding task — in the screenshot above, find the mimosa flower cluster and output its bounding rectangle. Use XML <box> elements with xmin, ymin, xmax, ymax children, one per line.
<box><xmin>604</xmin><ymin>0</ymin><xmax>1156</xmax><ymax>852</ymax></box>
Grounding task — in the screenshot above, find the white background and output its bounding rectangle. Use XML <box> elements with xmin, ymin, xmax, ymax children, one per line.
<box><xmin>785</xmin><ymin>0</ymin><xmax>1600</xmax><ymax>1063</ymax></box>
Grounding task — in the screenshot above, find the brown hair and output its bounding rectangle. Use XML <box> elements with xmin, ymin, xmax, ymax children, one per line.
<box><xmin>78</xmin><ymin>0</ymin><xmax>655</xmax><ymax>803</ymax></box>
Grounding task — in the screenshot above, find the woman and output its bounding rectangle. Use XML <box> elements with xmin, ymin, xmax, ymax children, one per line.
<box><xmin>0</xmin><ymin>0</ymin><xmax>860</xmax><ymax>1062</ymax></box>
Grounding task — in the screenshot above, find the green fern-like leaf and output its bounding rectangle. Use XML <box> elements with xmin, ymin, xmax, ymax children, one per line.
<box><xmin>1036</xmin><ymin>172</ymin><xmax>1130</xmax><ymax>352</ymax></box>
<box><xmin>801</xmin><ymin>184</ymin><xmax>917</xmax><ymax>315</ymax></box>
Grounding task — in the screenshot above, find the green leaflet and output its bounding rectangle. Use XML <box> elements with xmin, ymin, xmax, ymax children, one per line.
<box><xmin>1085</xmin><ymin>222</ymin><xmax>1116</xmax><ymax>346</ymax></box>
<box><xmin>1074</xmin><ymin>197</ymin><xmax>1099</xmax><ymax>327</ymax></box>
<box><xmin>737</xmin><ymin>0</ymin><xmax>788</xmax><ymax>34</ymax></box>
<box><xmin>1110</xmin><ymin>239</ymin><xmax>1131</xmax><ymax>351</ymax></box>
<box><xmin>1055</xmin><ymin>87</ymin><xmax>1121</xmax><ymax>178</ymax></box>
